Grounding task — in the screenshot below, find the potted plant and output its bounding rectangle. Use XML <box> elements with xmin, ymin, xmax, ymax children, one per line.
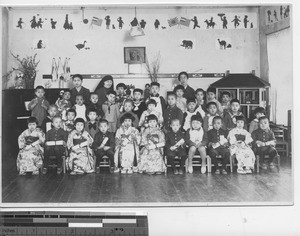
<box><xmin>3</xmin><ymin>52</ymin><xmax>40</xmax><ymax>89</ymax></box>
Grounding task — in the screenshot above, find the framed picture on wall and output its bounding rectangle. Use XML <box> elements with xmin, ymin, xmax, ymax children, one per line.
<box><xmin>124</xmin><ymin>47</ymin><xmax>146</xmax><ymax>64</ymax></box>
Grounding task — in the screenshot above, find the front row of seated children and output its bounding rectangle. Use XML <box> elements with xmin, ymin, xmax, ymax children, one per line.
<box><xmin>17</xmin><ymin>111</ymin><xmax>279</xmax><ymax>176</ymax></box>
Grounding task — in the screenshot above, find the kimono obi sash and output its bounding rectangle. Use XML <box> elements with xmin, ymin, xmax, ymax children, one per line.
<box><xmin>73</xmin><ymin>138</ymin><xmax>87</xmax><ymax>146</ymax></box>
<box><xmin>25</xmin><ymin>136</ymin><xmax>39</xmax><ymax>145</ymax></box>
<box><xmin>235</xmin><ymin>134</ymin><xmax>246</xmax><ymax>142</ymax></box>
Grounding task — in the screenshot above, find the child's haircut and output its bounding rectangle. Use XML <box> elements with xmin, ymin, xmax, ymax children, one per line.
<box><xmin>171</xmin><ymin>118</ymin><xmax>180</xmax><ymax>125</ymax></box>
<box><xmin>98</xmin><ymin>118</ymin><xmax>109</xmax><ymax>125</ymax></box>
<box><xmin>206</xmin><ymin>101</ymin><xmax>217</xmax><ymax>109</ymax></box>
<box><xmin>221</xmin><ymin>91</ymin><xmax>231</xmax><ymax>97</ymax></box>
<box><xmin>52</xmin><ymin>116</ymin><xmax>62</xmax><ymax>122</ymax></box>
<box><xmin>87</xmin><ymin>108</ymin><xmax>98</xmax><ymax>115</ymax></box>
<box><xmin>74</xmin><ymin>117</ymin><xmax>85</xmax><ymax>125</ymax></box>
<box><xmin>124</xmin><ymin>99</ymin><xmax>134</xmax><ymax>106</ymax></box>
<box><xmin>196</xmin><ymin>88</ymin><xmax>205</xmax><ymax>94</ymax></box>
<box><xmin>178</xmin><ymin>71</ymin><xmax>189</xmax><ymax>81</ymax></box>
<box><xmin>133</xmin><ymin>88</ymin><xmax>143</xmax><ymax>95</ymax></box>
<box><xmin>206</xmin><ymin>87</ymin><xmax>216</xmax><ymax>94</ymax></box>
<box><xmin>254</xmin><ymin>107</ymin><xmax>266</xmax><ymax>115</ymax></box>
<box><xmin>213</xmin><ymin>116</ymin><xmax>223</xmax><ymax>123</ymax></box>
<box><xmin>167</xmin><ymin>91</ymin><xmax>177</xmax><ymax>98</ymax></box>
<box><xmin>27</xmin><ymin>116</ymin><xmax>38</xmax><ymax>125</ymax></box>
<box><xmin>147</xmin><ymin>99</ymin><xmax>157</xmax><ymax>107</ymax></box>
<box><xmin>147</xmin><ymin>114</ymin><xmax>158</xmax><ymax>122</ymax></box>
<box><xmin>116</xmin><ymin>83</ymin><xmax>127</xmax><ymax>89</ymax></box>
<box><xmin>230</xmin><ymin>98</ymin><xmax>240</xmax><ymax>105</ymax></box>
<box><xmin>66</xmin><ymin>108</ymin><xmax>77</xmax><ymax>117</ymax></box>
<box><xmin>35</xmin><ymin>85</ymin><xmax>45</xmax><ymax>92</ymax></box>
<box><xmin>258</xmin><ymin>116</ymin><xmax>269</xmax><ymax>123</ymax></box>
<box><xmin>173</xmin><ymin>85</ymin><xmax>185</xmax><ymax>93</ymax></box>
<box><xmin>120</xmin><ymin>112</ymin><xmax>135</xmax><ymax>124</ymax></box>
<box><xmin>191</xmin><ymin>114</ymin><xmax>203</xmax><ymax>123</ymax></box>
<box><xmin>90</xmin><ymin>92</ymin><xmax>98</xmax><ymax>98</ymax></box>
<box><xmin>235</xmin><ymin>115</ymin><xmax>245</xmax><ymax>122</ymax></box>
<box><xmin>106</xmin><ymin>90</ymin><xmax>117</xmax><ymax>96</ymax></box>
<box><xmin>150</xmin><ymin>82</ymin><xmax>160</xmax><ymax>88</ymax></box>
<box><xmin>48</xmin><ymin>104</ymin><xmax>58</xmax><ymax>111</ymax></box>
<box><xmin>186</xmin><ymin>98</ymin><xmax>196</xmax><ymax>105</ymax></box>
<box><xmin>72</xmin><ymin>74</ymin><xmax>83</xmax><ymax>81</ymax></box>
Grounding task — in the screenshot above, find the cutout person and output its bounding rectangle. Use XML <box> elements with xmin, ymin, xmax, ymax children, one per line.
<box><xmin>191</xmin><ymin>16</ymin><xmax>200</xmax><ymax>29</ymax></box>
<box><xmin>16</xmin><ymin>18</ymin><xmax>24</xmax><ymax>29</ymax></box>
<box><xmin>232</xmin><ymin>15</ymin><xmax>241</xmax><ymax>28</ymax></box>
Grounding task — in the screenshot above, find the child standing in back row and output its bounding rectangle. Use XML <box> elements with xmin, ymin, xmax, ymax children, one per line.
<box><xmin>223</xmin><ymin>99</ymin><xmax>245</xmax><ymax>130</ymax></box>
<box><xmin>206</xmin><ymin>87</ymin><xmax>223</xmax><ymax>116</ymax></box>
<box><xmin>249</xmin><ymin>107</ymin><xmax>266</xmax><ymax>133</ymax></box>
<box><xmin>70</xmin><ymin>74</ymin><xmax>90</xmax><ymax>106</ymax></box>
<box><xmin>102</xmin><ymin>91</ymin><xmax>120</xmax><ymax>133</ymax></box>
<box><xmin>174</xmin><ymin>85</ymin><xmax>187</xmax><ymax>113</ymax></box>
<box><xmin>147</xmin><ymin>82</ymin><xmax>166</xmax><ymax>116</ymax></box>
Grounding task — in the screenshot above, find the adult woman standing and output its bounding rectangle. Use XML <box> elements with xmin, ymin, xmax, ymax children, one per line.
<box><xmin>178</xmin><ymin>71</ymin><xmax>196</xmax><ymax>100</ymax></box>
<box><xmin>94</xmin><ymin>75</ymin><xmax>114</xmax><ymax>108</ymax></box>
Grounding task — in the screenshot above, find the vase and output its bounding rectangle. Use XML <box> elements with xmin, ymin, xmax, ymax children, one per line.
<box><xmin>24</xmin><ymin>72</ymin><xmax>36</xmax><ymax>89</ymax></box>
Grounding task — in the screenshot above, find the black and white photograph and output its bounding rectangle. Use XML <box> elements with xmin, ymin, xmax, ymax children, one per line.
<box><xmin>0</xmin><ymin>1</ymin><xmax>295</xmax><ymax>212</ymax></box>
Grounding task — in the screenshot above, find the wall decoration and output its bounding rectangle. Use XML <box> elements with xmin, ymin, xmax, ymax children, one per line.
<box><xmin>179</xmin><ymin>17</ymin><xmax>191</xmax><ymax>27</ymax></box>
<box><xmin>75</xmin><ymin>41</ymin><xmax>89</xmax><ymax>50</ymax></box>
<box><xmin>129</xmin><ymin>17</ymin><xmax>145</xmax><ymax>37</ymax></box>
<box><xmin>145</xmin><ymin>51</ymin><xmax>161</xmax><ymax>82</ymax></box>
<box><xmin>90</xmin><ymin>17</ymin><xmax>103</xmax><ymax>28</ymax></box>
<box><xmin>112</xmin><ymin>24</ymin><xmax>116</xmax><ymax>29</ymax></box>
<box><xmin>36</xmin><ymin>18</ymin><xmax>44</xmax><ymax>28</ymax></box>
<box><xmin>218</xmin><ymin>14</ymin><xmax>228</xmax><ymax>29</ymax></box>
<box><xmin>243</xmin><ymin>15</ymin><xmax>249</xmax><ymax>28</ymax></box>
<box><xmin>16</xmin><ymin>18</ymin><xmax>24</xmax><ymax>29</ymax></box>
<box><xmin>50</xmin><ymin>18</ymin><xmax>57</xmax><ymax>29</ymax></box>
<box><xmin>266</xmin><ymin>5</ymin><xmax>290</xmax><ymax>25</ymax></box>
<box><xmin>104</xmin><ymin>15</ymin><xmax>111</xmax><ymax>29</ymax></box>
<box><xmin>124</xmin><ymin>47</ymin><xmax>146</xmax><ymax>64</ymax></box>
<box><xmin>81</xmin><ymin>7</ymin><xmax>89</xmax><ymax>24</ymax></box>
<box><xmin>180</xmin><ymin>40</ymin><xmax>194</xmax><ymax>49</ymax></box>
<box><xmin>51</xmin><ymin>58</ymin><xmax>58</xmax><ymax>81</ymax></box>
<box><xmin>13</xmin><ymin>73</ymin><xmax>26</xmax><ymax>89</ymax></box>
<box><xmin>154</xmin><ymin>19</ymin><xmax>160</xmax><ymax>29</ymax></box>
<box><xmin>63</xmin><ymin>14</ymin><xmax>73</xmax><ymax>30</ymax></box>
<box><xmin>231</xmin><ymin>15</ymin><xmax>241</xmax><ymax>28</ymax></box>
<box><xmin>273</xmin><ymin>10</ymin><xmax>278</xmax><ymax>22</ymax></box>
<box><xmin>140</xmin><ymin>19</ymin><xmax>146</xmax><ymax>29</ymax></box>
<box><xmin>33</xmin><ymin>39</ymin><xmax>47</xmax><ymax>50</ymax></box>
<box><xmin>117</xmin><ymin>17</ymin><xmax>124</xmax><ymax>29</ymax></box>
<box><xmin>204</xmin><ymin>17</ymin><xmax>216</xmax><ymax>28</ymax></box>
<box><xmin>191</xmin><ymin>16</ymin><xmax>200</xmax><ymax>29</ymax></box>
<box><xmin>216</xmin><ymin>38</ymin><xmax>232</xmax><ymax>50</ymax></box>
<box><xmin>168</xmin><ymin>17</ymin><xmax>179</xmax><ymax>27</ymax></box>
<box><xmin>30</xmin><ymin>16</ymin><xmax>37</xmax><ymax>29</ymax></box>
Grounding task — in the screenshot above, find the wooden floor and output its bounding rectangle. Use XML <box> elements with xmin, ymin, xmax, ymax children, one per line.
<box><xmin>2</xmin><ymin>156</ymin><xmax>292</xmax><ymax>204</ymax></box>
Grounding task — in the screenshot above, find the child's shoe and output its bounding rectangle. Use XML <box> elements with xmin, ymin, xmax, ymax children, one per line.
<box><xmin>70</xmin><ymin>171</ymin><xmax>76</xmax><ymax>175</ymax></box>
<box><xmin>42</xmin><ymin>168</ymin><xmax>47</xmax><ymax>175</ymax></box>
<box><xmin>96</xmin><ymin>166</ymin><xmax>100</xmax><ymax>174</ymax></box>
<box><xmin>269</xmin><ymin>163</ymin><xmax>277</xmax><ymax>172</ymax></box>
<box><xmin>57</xmin><ymin>168</ymin><xmax>62</xmax><ymax>175</ymax></box>
<box><xmin>127</xmin><ymin>168</ymin><xmax>133</xmax><ymax>174</ymax></box>
<box><xmin>174</xmin><ymin>169</ymin><xmax>179</xmax><ymax>175</ymax></box>
<box><xmin>237</xmin><ymin>168</ymin><xmax>246</xmax><ymax>174</ymax></box>
<box><xmin>201</xmin><ymin>166</ymin><xmax>206</xmax><ymax>174</ymax></box>
<box><xmin>114</xmin><ymin>167</ymin><xmax>120</xmax><ymax>173</ymax></box>
<box><xmin>132</xmin><ymin>166</ymin><xmax>138</xmax><ymax>173</ymax></box>
<box><xmin>109</xmin><ymin>167</ymin><xmax>114</xmax><ymax>174</ymax></box>
<box><xmin>155</xmin><ymin>171</ymin><xmax>162</xmax><ymax>175</ymax></box>
<box><xmin>147</xmin><ymin>172</ymin><xmax>155</xmax><ymax>175</ymax></box>
<box><xmin>19</xmin><ymin>171</ymin><xmax>26</xmax><ymax>175</ymax></box>
<box><xmin>32</xmin><ymin>170</ymin><xmax>39</xmax><ymax>175</ymax></box>
<box><xmin>215</xmin><ymin>169</ymin><xmax>220</xmax><ymax>174</ymax></box>
<box><xmin>121</xmin><ymin>168</ymin><xmax>127</xmax><ymax>174</ymax></box>
<box><xmin>178</xmin><ymin>169</ymin><xmax>184</xmax><ymax>175</ymax></box>
<box><xmin>245</xmin><ymin>168</ymin><xmax>252</xmax><ymax>174</ymax></box>
<box><xmin>187</xmin><ymin>166</ymin><xmax>193</xmax><ymax>174</ymax></box>
<box><xmin>222</xmin><ymin>169</ymin><xmax>228</xmax><ymax>174</ymax></box>
<box><xmin>261</xmin><ymin>163</ymin><xmax>268</xmax><ymax>170</ymax></box>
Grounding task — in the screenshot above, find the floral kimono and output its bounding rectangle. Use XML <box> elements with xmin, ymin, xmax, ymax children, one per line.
<box><xmin>228</xmin><ymin>127</ymin><xmax>255</xmax><ymax>169</ymax></box>
<box><xmin>55</xmin><ymin>98</ymin><xmax>71</xmax><ymax>121</ymax></box>
<box><xmin>115</xmin><ymin>125</ymin><xmax>141</xmax><ymax>170</ymax></box>
<box><xmin>66</xmin><ymin>130</ymin><xmax>94</xmax><ymax>174</ymax></box>
<box><xmin>138</xmin><ymin>127</ymin><xmax>166</xmax><ymax>173</ymax></box>
<box><xmin>17</xmin><ymin>128</ymin><xmax>45</xmax><ymax>174</ymax></box>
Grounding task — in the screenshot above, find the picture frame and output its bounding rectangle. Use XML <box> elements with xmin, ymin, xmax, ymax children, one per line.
<box><xmin>124</xmin><ymin>47</ymin><xmax>146</xmax><ymax>64</ymax></box>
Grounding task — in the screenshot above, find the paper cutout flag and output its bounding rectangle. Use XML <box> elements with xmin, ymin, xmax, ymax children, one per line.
<box><xmin>91</xmin><ymin>17</ymin><xmax>103</xmax><ymax>27</ymax></box>
<box><xmin>168</xmin><ymin>17</ymin><xmax>179</xmax><ymax>27</ymax></box>
<box><xmin>180</xmin><ymin>17</ymin><xmax>191</xmax><ymax>27</ymax></box>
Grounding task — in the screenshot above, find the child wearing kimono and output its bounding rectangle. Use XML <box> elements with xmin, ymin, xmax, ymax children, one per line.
<box><xmin>228</xmin><ymin>116</ymin><xmax>255</xmax><ymax>174</ymax></box>
<box><xmin>66</xmin><ymin>118</ymin><xmax>94</xmax><ymax>175</ymax></box>
<box><xmin>138</xmin><ymin>114</ymin><xmax>166</xmax><ymax>175</ymax></box>
<box><xmin>17</xmin><ymin>117</ymin><xmax>45</xmax><ymax>175</ymax></box>
<box><xmin>55</xmin><ymin>90</ymin><xmax>72</xmax><ymax>121</ymax></box>
<box><xmin>115</xmin><ymin>113</ymin><xmax>141</xmax><ymax>174</ymax></box>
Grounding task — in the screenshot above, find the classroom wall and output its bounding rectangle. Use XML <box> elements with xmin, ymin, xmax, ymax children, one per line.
<box><xmin>1</xmin><ymin>8</ymin><xmax>9</xmax><ymax>88</ymax></box>
<box><xmin>5</xmin><ymin>6</ymin><xmax>259</xmax><ymax>96</ymax></box>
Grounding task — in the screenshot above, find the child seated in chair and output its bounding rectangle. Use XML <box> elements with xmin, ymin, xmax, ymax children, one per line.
<box><xmin>92</xmin><ymin>119</ymin><xmax>116</xmax><ymax>174</ymax></box>
<box><xmin>17</xmin><ymin>117</ymin><xmax>45</xmax><ymax>175</ymax></box>
<box><xmin>165</xmin><ymin>119</ymin><xmax>187</xmax><ymax>175</ymax></box>
<box><xmin>185</xmin><ymin>115</ymin><xmax>207</xmax><ymax>174</ymax></box>
<box><xmin>43</xmin><ymin>116</ymin><xmax>68</xmax><ymax>175</ymax></box>
<box><xmin>251</xmin><ymin>116</ymin><xmax>279</xmax><ymax>172</ymax></box>
<box><xmin>117</xmin><ymin>99</ymin><xmax>139</xmax><ymax>129</ymax></box>
<box><xmin>222</xmin><ymin>99</ymin><xmax>246</xmax><ymax>131</ymax></box>
<box><xmin>207</xmin><ymin>116</ymin><xmax>230</xmax><ymax>175</ymax></box>
<box><xmin>203</xmin><ymin>102</ymin><xmax>219</xmax><ymax>132</ymax></box>
<box><xmin>66</xmin><ymin>118</ymin><xmax>95</xmax><ymax>175</ymax></box>
<box><xmin>85</xmin><ymin>108</ymin><xmax>100</xmax><ymax>139</ymax></box>
<box><xmin>139</xmin><ymin>99</ymin><xmax>163</xmax><ymax>132</ymax></box>
<box><xmin>138</xmin><ymin>114</ymin><xmax>166</xmax><ymax>175</ymax></box>
<box><xmin>115</xmin><ymin>113</ymin><xmax>141</xmax><ymax>174</ymax></box>
<box><xmin>228</xmin><ymin>116</ymin><xmax>255</xmax><ymax>174</ymax></box>
<box><xmin>63</xmin><ymin>109</ymin><xmax>76</xmax><ymax>135</ymax></box>
<box><xmin>41</xmin><ymin>104</ymin><xmax>58</xmax><ymax>133</ymax></box>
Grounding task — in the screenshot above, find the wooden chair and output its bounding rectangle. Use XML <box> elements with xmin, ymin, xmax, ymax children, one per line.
<box><xmin>96</xmin><ymin>155</ymin><xmax>110</xmax><ymax>172</ymax></box>
<box><xmin>187</xmin><ymin>154</ymin><xmax>211</xmax><ymax>173</ymax></box>
<box><xmin>256</xmin><ymin>154</ymin><xmax>280</xmax><ymax>173</ymax></box>
<box><xmin>272</xmin><ymin>128</ymin><xmax>289</xmax><ymax>157</ymax></box>
<box><xmin>206</xmin><ymin>155</ymin><xmax>234</xmax><ymax>173</ymax></box>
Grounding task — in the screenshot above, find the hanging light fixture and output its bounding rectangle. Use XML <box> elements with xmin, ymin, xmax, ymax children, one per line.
<box><xmin>129</xmin><ymin>7</ymin><xmax>145</xmax><ymax>37</ymax></box>
<box><xmin>81</xmin><ymin>7</ymin><xmax>89</xmax><ymax>24</ymax></box>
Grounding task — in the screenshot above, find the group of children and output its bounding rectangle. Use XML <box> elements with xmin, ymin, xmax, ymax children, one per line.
<box><xmin>16</xmin><ymin>72</ymin><xmax>279</xmax><ymax>176</ymax></box>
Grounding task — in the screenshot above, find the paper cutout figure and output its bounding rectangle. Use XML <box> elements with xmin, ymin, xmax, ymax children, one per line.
<box><xmin>131</xmin><ymin>17</ymin><xmax>138</xmax><ymax>26</ymax></box>
<box><xmin>154</xmin><ymin>19</ymin><xmax>160</xmax><ymax>29</ymax></box>
<box><xmin>232</xmin><ymin>15</ymin><xmax>241</xmax><ymax>28</ymax></box>
<box><xmin>33</xmin><ymin>40</ymin><xmax>46</xmax><ymax>50</ymax></box>
<box><xmin>50</xmin><ymin>18</ymin><xmax>57</xmax><ymax>29</ymax></box>
<box><xmin>30</xmin><ymin>16</ymin><xmax>37</xmax><ymax>29</ymax></box>
<box><xmin>180</xmin><ymin>40</ymin><xmax>193</xmax><ymax>49</ymax></box>
<box><xmin>284</xmin><ymin>6</ymin><xmax>290</xmax><ymax>18</ymax></box>
<box><xmin>16</xmin><ymin>18</ymin><xmax>24</xmax><ymax>29</ymax></box>
<box><xmin>140</xmin><ymin>19</ymin><xmax>146</xmax><ymax>29</ymax></box>
<box><xmin>274</xmin><ymin>10</ymin><xmax>278</xmax><ymax>21</ymax></box>
<box><xmin>117</xmin><ymin>17</ymin><xmax>124</xmax><ymax>29</ymax></box>
<box><xmin>90</xmin><ymin>17</ymin><xmax>103</xmax><ymax>28</ymax></box>
<box><xmin>191</xmin><ymin>16</ymin><xmax>200</xmax><ymax>29</ymax></box>
<box><xmin>64</xmin><ymin>57</ymin><xmax>71</xmax><ymax>81</ymax></box>
<box><xmin>267</xmin><ymin>10</ymin><xmax>271</xmax><ymax>22</ymax></box>
<box><xmin>37</xmin><ymin>18</ymin><xmax>43</xmax><ymax>28</ymax></box>
<box><xmin>243</xmin><ymin>15</ymin><xmax>249</xmax><ymax>28</ymax></box>
<box><xmin>63</xmin><ymin>14</ymin><xmax>73</xmax><ymax>30</ymax></box>
<box><xmin>218</xmin><ymin>14</ymin><xmax>228</xmax><ymax>29</ymax></box>
<box><xmin>250</xmin><ymin>22</ymin><xmax>253</xmax><ymax>28</ymax></box>
<box><xmin>162</xmin><ymin>26</ymin><xmax>166</xmax><ymax>29</ymax></box>
<box><xmin>180</xmin><ymin>17</ymin><xmax>191</xmax><ymax>27</ymax></box>
<box><xmin>204</xmin><ymin>17</ymin><xmax>216</xmax><ymax>28</ymax></box>
<box><xmin>168</xmin><ymin>17</ymin><xmax>179</xmax><ymax>27</ymax></box>
<box><xmin>75</xmin><ymin>41</ymin><xmax>87</xmax><ymax>50</ymax></box>
<box><xmin>217</xmin><ymin>39</ymin><xmax>231</xmax><ymax>50</ymax></box>
<box><xmin>105</xmin><ymin>15</ymin><xmax>111</xmax><ymax>29</ymax></box>
<box><xmin>57</xmin><ymin>57</ymin><xmax>64</xmax><ymax>80</ymax></box>
<box><xmin>280</xmin><ymin>6</ymin><xmax>283</xmax><ymax>19</ymax></box>
<box><xmin>112</xmin><ymin>24</ymin><xmax>116</xmax><ymax>29</ymax></box>
<box><xmin>51</xmin><ymin>58</ymin><xmax>58</xmax><ymax>81</ymax></box>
